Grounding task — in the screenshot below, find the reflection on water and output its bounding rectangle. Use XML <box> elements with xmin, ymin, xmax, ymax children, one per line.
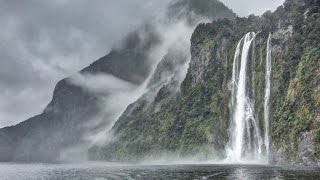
<box><xmin>0</xmin><ymin>162</ymin><xmax>319</xmax><ymax>180</ymax></box>
<box><xmin>232</xmin><ymin>168</ymin><xmax>249</xmax><ymax>180</ymax></box>
<box><xmin>273</xmin><ymin>170</ymin><xmax>284</xmax><ymax>180</ymax></box>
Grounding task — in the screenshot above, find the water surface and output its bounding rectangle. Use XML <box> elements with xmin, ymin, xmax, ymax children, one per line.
<box><xmin>0</xmin><ymin>162</ymin><xmax>319</xmax><ymax>179</ymax></box>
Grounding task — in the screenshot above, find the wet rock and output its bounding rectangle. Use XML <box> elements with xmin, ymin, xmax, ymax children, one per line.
<box><xmin>298</xmin><ymin>132</ymin><xmax>316</xmax><ymax>166</ymax></box>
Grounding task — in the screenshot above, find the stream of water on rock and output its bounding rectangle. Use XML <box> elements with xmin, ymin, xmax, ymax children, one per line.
<box><xmin>264</xmin><ymin>33</ymin><xmax>272</xmax><ymax>158</ymax></box>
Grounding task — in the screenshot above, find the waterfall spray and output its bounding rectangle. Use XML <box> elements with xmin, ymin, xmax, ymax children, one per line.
<box><xmin>264</xmin><ymin>33</ymin><xmax>272</xmax><ymax>157</ymax></box>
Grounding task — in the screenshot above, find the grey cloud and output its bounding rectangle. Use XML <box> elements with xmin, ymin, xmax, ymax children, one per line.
<box><xmin>0</xmin><ymin>0</ymin><xmax>171</xmax><ymax>127</ymax></box>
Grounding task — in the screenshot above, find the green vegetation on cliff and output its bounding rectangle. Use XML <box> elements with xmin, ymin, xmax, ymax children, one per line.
<box><xmin>90</xmin><ymin>0</ymin><xmax>320</xmax><ymax>165</ymax></box>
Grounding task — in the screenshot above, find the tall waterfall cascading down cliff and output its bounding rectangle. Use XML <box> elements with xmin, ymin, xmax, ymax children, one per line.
<box><xmin>226</xmin><ymin>32</ymin><xmax>267</xmax><ymax>163</ymax></box>
<box><xmin>264</xmin><ymin>33</ymin><xmax>272</xmax><ymax>158</ymax></box>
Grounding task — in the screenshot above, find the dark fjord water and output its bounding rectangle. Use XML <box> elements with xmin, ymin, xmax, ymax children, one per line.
<box><xmin>0</xmin><ymin>162</ymin><xmax>320</xmax><ymax>180</ymax></box>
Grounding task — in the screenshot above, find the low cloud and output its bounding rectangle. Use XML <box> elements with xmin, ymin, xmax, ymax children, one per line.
<box><xmin>70</xmin><ymin>73</ymin><xmax>138</xmax><ymax>94</ymax></box>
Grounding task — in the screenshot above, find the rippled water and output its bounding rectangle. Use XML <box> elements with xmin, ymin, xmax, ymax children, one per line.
<box><xmin>0</xmin><ymin>162</ymin><xmax>319</xmax><ymax>179</ymax></box>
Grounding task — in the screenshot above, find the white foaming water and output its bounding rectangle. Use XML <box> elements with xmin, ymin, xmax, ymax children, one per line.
<box><xmin>226</xmin><ymin>32</ymin><xmax>265</xmax><ymax>163</ymax></box>
<box><xmin>264</xmin><ymin>33</ymin><xmax>272</xmax><ymax>158</ymax></box>
<box><xmin>230</xmin><ymin>37</ymin><xmax>243</xmax><ymax>110</ymax></box>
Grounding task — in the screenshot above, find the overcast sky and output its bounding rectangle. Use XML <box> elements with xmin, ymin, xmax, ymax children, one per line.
<box><xmin>0</xmin><ymin>0</ymin><xmax>285</xmax><ymax>128</ymax></box>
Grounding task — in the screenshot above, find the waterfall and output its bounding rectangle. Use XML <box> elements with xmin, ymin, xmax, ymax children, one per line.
<box><xmin>226</xmin><ymin>32</ymin><xmax>264</xmax><ymax>163</ymax></box>
<box><xmin>230</xmin><ymin>37</ymin><xmax>243</xmax><ymax>111</ymax></box>
<box><xmin>264</xmin><ymin>34</ymin><xmax>272</xmax><ymax>157</ymax></box>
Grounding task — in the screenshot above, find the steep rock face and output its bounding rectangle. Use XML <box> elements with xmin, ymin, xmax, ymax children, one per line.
<box><xmin>268</xmin><ymin>0</ymin><xmax>320</xmax><ymax>166</ymax></box>
<box><xmin>89</xmin><ymin>20</ymin><xmax>240</xmax><ymax>161</ymax></box>
<box><xmin>89</xmin><ymin>0</ymin><xmax>236</xmax><ymax>161</ymax></box>
<box><xmin>91</xmin><ymin>0</ymin><xmax>320</xmax><ymax>165</ymax></box>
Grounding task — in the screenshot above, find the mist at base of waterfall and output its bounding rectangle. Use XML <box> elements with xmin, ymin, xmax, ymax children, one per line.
<box><xmin>1</xmin><ymin>162</ymin><xmax>319</xmax><ymax>180</ymax></box>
